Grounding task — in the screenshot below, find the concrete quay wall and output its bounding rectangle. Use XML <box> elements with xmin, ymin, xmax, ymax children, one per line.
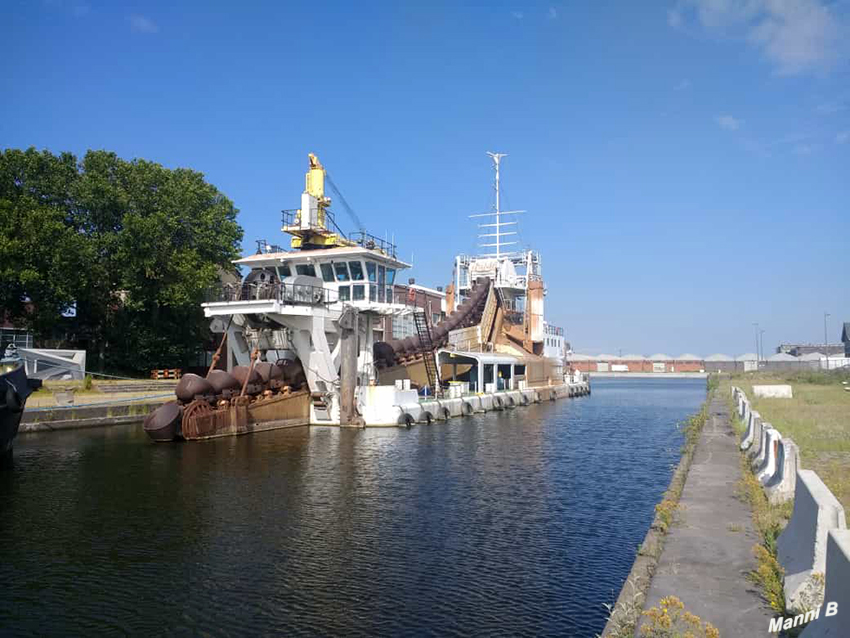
<box><xmin>20</xmin><ymin>401</ymin><xmax>158</xmax><ymax>432</ymax></box>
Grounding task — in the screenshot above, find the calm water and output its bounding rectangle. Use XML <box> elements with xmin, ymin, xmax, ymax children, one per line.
<box><xmin>1</xmin><ymin>378</ymin><xmax>705</xmax><ymax>637</ymax></box>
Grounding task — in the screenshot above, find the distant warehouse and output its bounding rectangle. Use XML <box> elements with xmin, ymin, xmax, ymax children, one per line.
<box><xmin>565</xmin><ymin>351</ymin><xmax>842</xmax><ymax>373</ymax></box>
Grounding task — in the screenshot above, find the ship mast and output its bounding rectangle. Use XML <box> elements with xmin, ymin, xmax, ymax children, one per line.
<box><xmin>470</xmin><ymin>152</ymin><xmax>525</xmax><ymax>258</ymax></box>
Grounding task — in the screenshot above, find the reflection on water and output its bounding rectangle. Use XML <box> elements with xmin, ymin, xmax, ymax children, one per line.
<box><xmin>1</xmin><ymin>378</ymin><xmax>705</xmax><ymax>637</ymax></box>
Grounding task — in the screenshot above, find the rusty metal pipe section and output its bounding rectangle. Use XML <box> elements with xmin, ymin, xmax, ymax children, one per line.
<box><xmin>145</xmin><ymin>357</ymin><xmax>309</xmax><ymax>443</ymax></box>
<box><xmin>175</xmin><ymin>374</ymin><xmax>215</xmax><ymax>403</ymax></box>
<box><xmin>373</xmin><ymin>277</ymin><xmax>491</xmax><ymax>368</ymax></box>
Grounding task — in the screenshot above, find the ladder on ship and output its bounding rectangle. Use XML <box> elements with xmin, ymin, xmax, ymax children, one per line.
<box><xmin>413</xmin><ymin>309</ymin><xmax>441</xmax><ymax>397</ymax></box>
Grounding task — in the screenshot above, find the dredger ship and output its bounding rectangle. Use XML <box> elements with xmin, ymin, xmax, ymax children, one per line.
<box><xmin>143</xmin><ymin>153</ymin><xmax>588</xmax><ymax>441</ymax></box>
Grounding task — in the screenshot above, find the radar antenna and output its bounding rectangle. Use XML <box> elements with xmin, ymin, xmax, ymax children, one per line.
<box><xmin>469</xmin><ymin>152</ymin><xmax>525</xmax><ymax>258</ymax></box>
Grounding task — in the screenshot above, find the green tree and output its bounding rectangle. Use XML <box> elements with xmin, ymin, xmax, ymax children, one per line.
<box><xmin>0</xmin><ymin>147</ymin><xmax>243</xmax><ymax>373</ymax></box>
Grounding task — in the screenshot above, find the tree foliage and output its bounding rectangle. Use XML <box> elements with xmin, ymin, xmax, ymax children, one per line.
<box><xmin>0</xmin><ymin>147</ymin><xmax>243</xmax><ymax>373</ymax></box>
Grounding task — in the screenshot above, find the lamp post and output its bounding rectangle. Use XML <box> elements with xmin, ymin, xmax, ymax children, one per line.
<box><xmin>824</xmin><ymin>312</ymin><xmax>831</xmax><ymax>370</ymax></box>
<box><xmin>753</xmin><ymin>322</ymin><xmax>760</xmax><ymax>365</ymax></box>
<box><xmin>760</xmin><ymin>329</ymin><xmax>765</xmax><ymax>365</ymax></box>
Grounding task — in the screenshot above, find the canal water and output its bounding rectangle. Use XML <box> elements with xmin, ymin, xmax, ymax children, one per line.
<box><xmin>1</xmin><ymin>378</ymin><xmax>705</xmax><ymax>637</ymax></box>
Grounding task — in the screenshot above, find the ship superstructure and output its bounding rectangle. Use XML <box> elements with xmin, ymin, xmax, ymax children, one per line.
<box><xmin>372</xmin><ymin>152</ymin><xmax>573</xmax><ymax>399</ymax></box>
<box><xmin>449</xmin><ymin>152</ymin><xmax>545</xmax><ymax>355</ymax></box>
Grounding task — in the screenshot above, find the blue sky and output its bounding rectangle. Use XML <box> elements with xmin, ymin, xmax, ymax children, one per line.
<box><xmin>3</xmin><ymin>0</ymin><xmax>849</xmax><ymax>355</ymax></box>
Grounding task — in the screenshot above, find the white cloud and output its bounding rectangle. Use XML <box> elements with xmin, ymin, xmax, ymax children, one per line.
<box><xmin>548</xmin><ymin>7</ymin><xmax>558</xmax><ymax>20</ymax></box>
<box><xmin>511</xmin><ymin>11</ymin><xmax>524</xmax><ymax>20</ymax></box>
<box><xmin>675</xmin><ymin>79</ymin><xmax>691</xmax><ymax>90</ymax></box>
<box><xmin>815</xmin><ymin>101</ymin><xmax>845</xmax><ymax>114</ymax></box>
<box><xmin>668</xmin><ymin>0</ymin><xmax>846</xmax><ymax>75</ymax></box>
<box><xmin>668</xmin><ymin>8</ymin><xmax>683</xmax><ymax>28</ymax></box>
<box><xmin>715</xmin><ymin>114</ymin><xmax>742</xmax><ymax>130</ymax></box>
<box><xmin>129</xmin><ymin>14</ymin><xmax>159</xmax><ymax>34</ymax></box>
<box><xmin>837</xmin><ymin>131</ymin><xmax>850</xmax><ymax>144</ymax></box>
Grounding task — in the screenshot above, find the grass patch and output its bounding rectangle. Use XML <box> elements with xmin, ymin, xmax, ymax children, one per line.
<box><xmin>730</xmin><ymin>369</ymin><xmax>850</xmax><ymax>512</ymax></box>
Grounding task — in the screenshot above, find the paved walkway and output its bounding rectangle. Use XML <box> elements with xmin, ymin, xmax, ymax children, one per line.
<box><xmin>638</xmin><ymin>395</ymin><xmax>774</xmax><ymax>637</ymax></box>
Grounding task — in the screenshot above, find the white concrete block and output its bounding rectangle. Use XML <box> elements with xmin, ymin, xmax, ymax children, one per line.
<box><xmin>754</xmin><ymin>384</ymin><xmax>793</xmax><ymax>399</ymax></box>
<box><xmin>747</xmin><ymin>417</ymin><xmax>766</xmax><ymax>463</ymax></box>
<box><xmin>752</xmin><ymin>423</ymin><xmax>774</xmax><ymax>469</ymax></box>
<box><xmin>741</xmin><ymin>410</ymin><xmax>760</xmax><ymax>450</ymax></box>
<box><xmin>756</xmin><ymin>428</ymin><xmax>782</xmax><ymax>484</ymax></box>
<box><xmin>766</xmin><ymin>438</ymin><xmax>800</xmax><ymax>505</ymax></box>
<box><xmin>777</xmin><ymin>470</ymin><xmax>847</xmax><ymax>611</ymax></box>
<box><xmin>800</xmin><ymin>529</ymin><xmax>850</xmax><ymax>637</ymax></box>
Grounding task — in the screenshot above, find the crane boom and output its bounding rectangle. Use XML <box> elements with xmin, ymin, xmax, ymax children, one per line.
<box><xmin>325</xmin><ymin>172</ymin><xmax>366</xmax><ymax>233</ymax></box>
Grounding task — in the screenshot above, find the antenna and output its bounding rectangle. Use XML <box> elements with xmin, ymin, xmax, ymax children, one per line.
<box><xmin>469</xmin><ymin>152</ymin><xmax>525</xmax><ymax>258</ymax></box>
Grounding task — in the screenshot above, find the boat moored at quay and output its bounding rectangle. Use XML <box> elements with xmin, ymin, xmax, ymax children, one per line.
<box><xmin>143</xmin><ymin>153</ymin><xmax>588</xmax><ymax>442</ymax></box>
<box><xmin>1</xmin><ymin>345</ymin><xmax>42</xmax><ymax>466</ymax></box>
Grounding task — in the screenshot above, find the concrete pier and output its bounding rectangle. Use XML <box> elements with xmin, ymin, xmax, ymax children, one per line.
<box><xmin>636</xmin><ymin>394</ymin><xmax>772</xmax><ymax>635</ymax></box>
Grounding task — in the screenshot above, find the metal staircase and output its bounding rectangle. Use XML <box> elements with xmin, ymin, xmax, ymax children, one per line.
<box><xmin>413</xmin><ymin>309</ymin><xmax>441</xmax><ymax>397</ymax></box>
<box><xmin>495</xmin><ymin>284</ymin><xmax>524</xmax><ymax>328</ymax></box>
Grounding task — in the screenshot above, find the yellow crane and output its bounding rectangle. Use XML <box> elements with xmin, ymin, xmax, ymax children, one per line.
<box><xmin>283</xmin><ymin>153</ymin><xmax>356</xmax><ymax>251</ymax></box>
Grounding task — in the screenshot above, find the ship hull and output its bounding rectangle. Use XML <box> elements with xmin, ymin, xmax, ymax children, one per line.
<box><xmin>1</xmin><ymin>364</ymin><xmax>40</xmax><ymax>467</ymax></box>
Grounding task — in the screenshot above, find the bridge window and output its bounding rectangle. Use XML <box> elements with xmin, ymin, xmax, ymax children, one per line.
<box><xmin>320</xmin><ymin>263</ymin><xmax>335</xmax><ymax>282</ymax></box>
<box><xmin>366</xmin><ymin>261</ymin><xmax>377</xmax><ymax>282</ymax></box>
<box><xmin>334</xmin><ymin>262</ymin><xmax>350</xmax><ymax>282</ymax></box>
<box><xmin>387</xmin><ymin>268</ymin><xmax>396</xmax><ymax>284</ymax></box>
<box><xmin>338</xmin><ymin>285</ymin><xmax>351</xmax><ymax>301</ymax></box>
<box><xmin>348</xmin><ymin>261</ymin><xmax>364</xmax><ymax>280</ymax></box>
<box><xmin>377</xmin><ymin>266</ymin><xmax>386</xmax><ymax>302</ymax></box>
<box><xmin>353</xmin><ymin>284</ymin><xmax>365</xmax><ymax>301</ymax></box>
<box><xmin>279</xmin><ymin>262</ymin><xmax>292</xmax><ymax>277</ymax></box>
<box><xmin>295</xmin><ymin>264</ymin><xmax>316</xmax><ymax>277</ymax></box>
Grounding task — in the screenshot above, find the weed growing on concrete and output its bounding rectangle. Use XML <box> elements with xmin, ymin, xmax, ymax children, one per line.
<box><xmin>640</xmin><ymin>596</ymin><xmax>719</xmax><ymax>638</ymax></box>
<box><xmin>751</xmin><ymin>544</ymin><xmax>785</xmax><ymax>613</ymax></box>
<box><xmin>654</xmin><ymin>499</ymin><xmax>679</xmax><ymax>534</ymax></box>
<box><xmin>602</xmin><ymin>575</ymin><xmax>647</xmax><ymax>638</ymax></box>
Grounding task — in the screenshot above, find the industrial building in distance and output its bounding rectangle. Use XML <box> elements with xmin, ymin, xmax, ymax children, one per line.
<box><xmin>566</xmin><ymin>350</ymin><xmax>849</xmax><ymax>373</ymax></box>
